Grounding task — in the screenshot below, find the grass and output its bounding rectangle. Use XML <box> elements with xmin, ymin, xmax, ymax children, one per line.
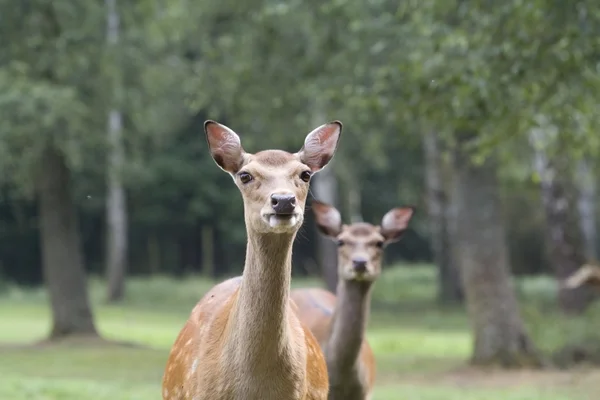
<box><xmin>0</xmin><ymin>266</ymin><xmax>599</xmax><ymax>399</ymax></box>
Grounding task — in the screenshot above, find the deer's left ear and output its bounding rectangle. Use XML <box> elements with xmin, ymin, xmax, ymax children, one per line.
<box><xmin>297</xmin><ymin>121</ymin><xmax>342</xmax><ymax>172</ymax></box>
<box><xmin>380</xmin><ymin>207</ymin><xmax>415</xmax><ymax>243</ymax></box>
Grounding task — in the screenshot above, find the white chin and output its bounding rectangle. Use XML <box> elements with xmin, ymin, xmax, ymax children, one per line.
<box><xmin>268</xmin><ymin>215</ymin><xmax>298</xmax><ymax>231</ymax></box>
<box><xmin>346</xmin><ymin>272</ymin><xmax>373</xmax><ymax>282</ymax></box>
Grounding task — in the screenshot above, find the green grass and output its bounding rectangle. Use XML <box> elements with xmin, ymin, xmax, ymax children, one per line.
<box><xmin>0</xmin><ymin>266</ymin><xmax>599</xmax><ymax>399</ymax></box>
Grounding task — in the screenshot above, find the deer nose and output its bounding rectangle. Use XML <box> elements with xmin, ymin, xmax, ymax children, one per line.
<box><xmin>352</xmin><ymin>258</ymin><xmax>368</xmax><ymax>274</ymax></box>
<box><xmin>271</xmin><ymin>193</ymin><xmax>296</xmax><ymax>215</ymax></box>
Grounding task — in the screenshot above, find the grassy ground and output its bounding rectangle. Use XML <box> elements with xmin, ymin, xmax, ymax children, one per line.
<box><xmin>0</xmin><ymin>266</ymin><xmax>599</xmax><ymax>399</ymax></box>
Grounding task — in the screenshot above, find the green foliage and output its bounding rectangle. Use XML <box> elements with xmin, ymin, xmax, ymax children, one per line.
<box><xmin>0</xmin><ymin>0</ymin><xmax>599</xmax><ymax>280</ymax></box>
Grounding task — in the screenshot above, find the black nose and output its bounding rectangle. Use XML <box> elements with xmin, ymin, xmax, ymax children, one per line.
<box><xmin>352</xmin><ymin>259</ymin><xmax>368</xmax><ymax>273</ymax></box>
<box><xmin>271</xmin><ymin>194</ymin><xmax>296</xmax><ymax>215</ymax></box>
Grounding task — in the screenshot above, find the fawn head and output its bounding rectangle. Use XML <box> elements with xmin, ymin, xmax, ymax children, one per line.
<box><xmin>205</xmin><ymin>120</ymin><xmax>342</xmax><ymax>234</ymax></box>
<box><xmin>312</xmin><ymin>201</ymin><xmax>414</xmax><ymax>282</ymax></box>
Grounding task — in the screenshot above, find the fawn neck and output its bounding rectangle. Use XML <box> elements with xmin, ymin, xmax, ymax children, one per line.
<box><xmin>326</xmin><ymin>280</ymin><xmax>372</xmax><ymax>374</ymax></box>
<box><xmin>231</xmin><ymin>229</ymin><xmax>296</xmax><ymax>358</ymax></box>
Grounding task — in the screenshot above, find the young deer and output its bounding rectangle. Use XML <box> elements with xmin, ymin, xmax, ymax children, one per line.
<box><xmin>291</xmin><ymin>201</ymin><xmax>414</xmax><ymax>400</ymax></box>
<box><xmin>565</xmin><ymin>263</ymin><xmax>600</xmax><ymax>290</ymax></box>
<box><xmin>162</xmin><ymin>120</ymin><xmax>343</xmax><ymax>400</ymax></box>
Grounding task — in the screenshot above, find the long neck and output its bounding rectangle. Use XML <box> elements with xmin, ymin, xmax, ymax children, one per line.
<box><xmin>233</xmin><ymin>229</ymin><xmax>296</xmax><ymax>355</ymax></box>
<box><xmin>326</xmin><ymin>280</ymin><xmax>373</xmax><ymax>375</ymax></box>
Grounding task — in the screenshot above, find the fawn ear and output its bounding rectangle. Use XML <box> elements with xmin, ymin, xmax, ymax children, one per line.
<box><xmin>297</xmin><ymin>121</ymin><xmax>342</xmax><ymax>172</ymax></box>
<box><xmin>312</xmin><ymin>200</ymin><xmax>343</xmax><ymax>237</ymax></box>
<box><xmin>204</xmin><ymin>120</ymin><xmax>245</xmax><ymax>174</ymax></box>
<box><xmin>380</xmin><ymin>207</ymin><xmax>415</xmax><ymax>244</ymax></box>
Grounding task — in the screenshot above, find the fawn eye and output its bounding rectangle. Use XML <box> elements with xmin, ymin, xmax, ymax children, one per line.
<box><xmin>238</xmin><ymin>172</ymin><xmax>253</xmax><ymax>184</ymax></box>
<box><xmin>300</xmin><ymin>170</ymin><xmax>312</xmax><ymax>182</ymax></box>
<box><xmin>337</xmin><ymin>239</ymin><xmax>345</xmax><ymax>247</ymax></box>
<box><xmin>375</xmin><ymin>241</ymin><xmax>384</xmax><ymax>248</ymax></box>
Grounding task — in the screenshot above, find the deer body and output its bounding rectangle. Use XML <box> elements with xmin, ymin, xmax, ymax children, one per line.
<box><xmin>565</xmin><ymin>263</ymin><xmax>600</xmax><ymax>290</ymax></box>
<box><xmin>292</xmin><ymin>203</ymin><xmax>414</xmax><ymax>400</ymax></box>
<box><xmin>162</xmin><ymin>121</ymin><xmax>343</xmax><ymax>400</ymax></box>
<box><xmin>292</xmin><ymin>284</ymin><xmax>375</xmax><ymax>400</ymax></box>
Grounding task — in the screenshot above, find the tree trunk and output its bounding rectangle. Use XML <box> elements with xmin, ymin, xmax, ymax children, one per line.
<box><xmin>529</xmin><ymin>129</ymin><xmax>596</xmax><ymax>314</ymax></box>
<box><xmin>423</xmin><ymin>130</ymin><xmax>463</xmax><ymax>305</ymax></box>
<box><xmin>576</xmin><ymin>159</ymin><xmax>598</xmax><ymax>261</ymax></box>
<box><xmin>147</xmin><ymin>231</ymin><xmax>161</xmax><ymax>275</ymax></box>
<box><xmin>310</xmin><ymin>107</ymin><xmax>339</xmax><ymax>292</ymax></box>
<box><xmin>346</xmin><ymin>182</ymin><xmax>362</xmax><ymax>223</ymax></box>
<box><xmin>105</xmin><ymin>0</ymin><xmax>128</xmax><ymax>303</ymax></box>
<box><xmin>38</xmin><ymin>145</ymin><xmax>98</xmax><ymax>339</ymax></box>
<box><xmin>201</xmin><ymin>224</ymin><xmax>215</xmax><ymax>278</ymax></box>
<box><xmin>337</xmin><ymin>160</ymin><xmax>363</xmax><ymax>224</ymax></box>
<box><xmin>312</xmin><ymin>167</ymin><xmax>339</xmax><ymax>293</ymax></box>
<box><xmin>453</xmin><ymin>134</ymin><xmax>540</xmax><ymax>367</ymax></box>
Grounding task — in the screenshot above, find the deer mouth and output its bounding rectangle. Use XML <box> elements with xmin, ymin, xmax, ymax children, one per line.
<box><xmin>345</xmin><ymin>269</ymin><xmax>376</xmax><ymax>282</ymax></box>
<box><xmin>263</xmin><ymin>212</ymin><xmax>300</xmax><ymax>230</ymax></box>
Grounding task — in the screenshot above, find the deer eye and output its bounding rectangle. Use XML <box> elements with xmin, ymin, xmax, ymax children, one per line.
<box><xmin>337</xmin><ymin>239</ymin><xmax>345</xmax><ymax>247</ymax></box>
<box><xmin>300</xmin><ymin>170</ymin><xmax>312</xmax><ymax>182</ymax></box>
<box><xmin>375</xmin><ymin>241</ymin><xmax>384</xmax><ymax>248</ymax></box>
<box><xmin>238</xmin><ymin>172</ymin><xmax>253</xmax><ymax>184</ymax></box>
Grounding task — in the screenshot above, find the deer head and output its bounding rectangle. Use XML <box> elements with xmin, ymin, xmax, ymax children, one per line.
<box><xmin>205</xmin><ymin>120</ymin><xmax>342</xmax><ymax>235</ymax></box>
<box><xmin>312</xmin><ymin>201</ymin><xmax>414</xmax><ymax>282</ymax></box>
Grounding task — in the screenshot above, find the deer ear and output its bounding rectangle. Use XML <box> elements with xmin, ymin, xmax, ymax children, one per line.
<box><xmin>312</xmin><ymin>200</ymin><xmax>342</xmax><ymax>237</ymax></box>
<box><xmin>297</xmin><ymin>121</ymin><xmax>342</xmax><ymax>172</ymax></box>
<box><xmin>380</xmin><ymin>207</ymin><xmax>415</xmax><ymax>243</ymax></box>
<box><xmin>205</xmin><ymin>120</ymin><xmax>245</xmax><ymax>174</ymax></box>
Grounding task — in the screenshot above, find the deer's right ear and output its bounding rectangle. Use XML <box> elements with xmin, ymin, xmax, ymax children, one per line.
<box><xmin>204</xmin><ymin>120</ymin><xmax>245</xmax><ymax>174</ymax></box>
<box><xmin>312</xmin><ymin>200</ymin><xmax>342</xmax><ymax>237</ymax></box>
<box><xmin>297</xmin><ymin>121</ymin><xmax>342</xmax><ymax>172</ymax></box>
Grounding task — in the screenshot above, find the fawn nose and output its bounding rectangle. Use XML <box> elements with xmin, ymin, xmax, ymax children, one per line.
<box><xmin>271</xmin><ymin>193</ymin><xmax>296</xmax><ymax>215</ymax></box>
<box><xmin>352</xmin><ymin>257</ymin><xmax>368</xmax><ymax>274</ymax></box>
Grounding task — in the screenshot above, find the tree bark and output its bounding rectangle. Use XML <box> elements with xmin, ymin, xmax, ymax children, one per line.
<box><xmin>576</xmin><ymin>159</ymin><xmax>598</xmax><ymax>261</ymax></box>
<box><xmin>201</xmin><ymin>224</ymin><xmax>215</xmax><ymax>278</ymax></box>
<box><xmin>453</xmin><ymin>134</ymin><xmax>540</xmax><ymax>367</ymax></box>
<box><xmin>423</xmin><ymin>130</ymin><xmax>463</xmax><ymax>305</ymax></box>
<box><xmin>312</xmin><ymin>167</ymin><xmax>339</xmax><ymax>293</ymax></box>
<box><xmin>310</xmin><ymin>107</ymin><xmax>339</xmax><ymax>292</ymax></box>
<box><xmin>38</xmin><ymin>145</ymin><xmax>98</xmax><ymax>339</ymax></box>
<box><xmin>529</xmin><ymin>129</ymin><xmax>596</xmax><ymax>314</ymax></box>
<box><xmin>147</xmin><ymin>231</ymin><xmax>161</xmax><ymax>275</ymax></box>
<box><xmin>105</xmin><ymin>0</ymin><xmax>128</xmax><ymax>302</ymax></box>
<box><xmin>346</xmin><ymin>181</ymin><xmax>363</xmax><ymax>224</ymax></box>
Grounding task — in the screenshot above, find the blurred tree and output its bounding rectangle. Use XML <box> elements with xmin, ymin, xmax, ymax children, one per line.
<box><xmin>423</xmin><ymin>130</ymin><xmax>463</xmax><ymax>304</ymax></box>
<box><xmin>0</xmin><ymin>2</ymin><xmax>104</xmax><ymax>338</ymax></box>
<box><xmin>104</xmin><ymin>0</ymin><xmax>128</xmax><ymax>303</ymax></box>
<box><xmin>0</xmin><ymin>0</ymin><xmax>598</xmax><ymax>305</ymax></box>
<box><xmin>453</xmin><ymin>134</ymin><xmax>541</xmax><ymax>367</ymax></box>
<box><xmin>529</xmin><ymin>127</ymin><xmax>597</xmax><ymax>314</ymax></box>
<box><xmin>576</xmin><ymin>158</ymin><xmax>598</xmax><ymax>261</ymax></box>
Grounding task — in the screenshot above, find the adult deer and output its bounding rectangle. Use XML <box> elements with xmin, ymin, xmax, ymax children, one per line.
<box><xmin>162</xmin><ymin>120</ymin><xmax>343</xmax><ymax>400</ymax></box>
<box><xmin>291</xmin><ymin>201</ymin><xmax>414</xmax><ymax>400</ymax></box>
<box><xmin>565</xmin><ymin>263</ymin><xmax>600</xmax><ymax>290</ymax></box>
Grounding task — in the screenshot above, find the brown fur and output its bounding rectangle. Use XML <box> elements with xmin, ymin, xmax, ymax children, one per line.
<box><xmin>565</xmin><ymin>263</ymin><xmax>600</xmax><ymax>289</ymax></box>
<box><xmin>291</xmin><ymin>287</ymin><xmax>376</xmax><ymax>400</ymax></box>
<box><xmin>162</xmin><ymin>121</ymin><xmax>342</xmax><ymax>400</ymax></box>
<box><xmin>291</xmin><ymin>202</ymin><xmax>414</xmax><ymax>400</ymax></box>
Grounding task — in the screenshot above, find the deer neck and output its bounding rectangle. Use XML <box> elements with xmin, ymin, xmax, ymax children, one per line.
<box><xmin>231</xmin><ymin>230</ymin><xmax>296</xmax><ymax>358</ymax></box>
<box><xmin>326</xmin><ymin>279</ymin><xmax>372</xmax><ymax>375</ymax></box>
